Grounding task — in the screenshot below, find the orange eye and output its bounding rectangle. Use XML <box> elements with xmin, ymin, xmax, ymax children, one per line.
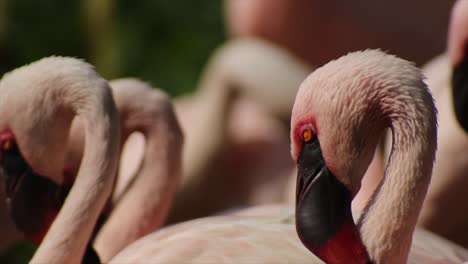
<box><xmin>302</xmin><ymin>128</ymin><xmax>313</xmax><ymax>143</ymax></box>
<box><xmin>2</xmin><ymin>140</ymin><xmax>12</xmax><ymax>151</ymax></box>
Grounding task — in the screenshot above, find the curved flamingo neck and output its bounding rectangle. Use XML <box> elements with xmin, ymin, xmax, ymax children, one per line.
<box><xmin>166</xmin><ymin>77</ymin><xmax>237</xmax><ymax>224</ymax></box>
<box><xmin>183</xmin><ymin>75</ymin><xmax>237</xmax><ymax>182</ymax></box>
<box><xmin>25</xmin><ymin>68</ymin><xmax>120</xmax><ymax>263</ymax></box>
<box><xmin>358</xmin><ymin>97</ymin><xmax>437</xmax><ymax>263</ymax></box>
<box><xmin>94</xmin><ymin>88</ymin><xmax>183</xmax><ymax>261</ymax></box>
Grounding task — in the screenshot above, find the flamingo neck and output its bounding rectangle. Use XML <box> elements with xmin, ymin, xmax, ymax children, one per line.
<box><xmin>166</xmin><ymin>79</ymin><xmax>236</xmax><ymax>224</ymax></box>
<box><xmin>95</xmin><ymin>103</ymin><xmax>183</xmax><ymax>261</ymax></box>
<box><xmin>358</xmin><ymin>117</ymin><xmax>436</xmax><ymax>263</ymax></box>
<box><xmin>31</xmin><ymin>89</ymin><xmax>120</xmax><ymax>263</ymax></box>
<box><xmin>183</xmin><ymin>77</ymin><xmax>236</xmax><ymax>182</ymax></box>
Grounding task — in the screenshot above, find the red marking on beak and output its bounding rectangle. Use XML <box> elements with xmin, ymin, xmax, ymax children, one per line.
<box><xmin>313</xmin><ymin>222</ymin><xmax>370</xmax><ymax>264</ymax></box>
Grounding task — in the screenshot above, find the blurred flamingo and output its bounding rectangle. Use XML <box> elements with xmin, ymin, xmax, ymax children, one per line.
<box><xmin>415</xmin><ymin>0</ymin><xmax>468</xmax><ymax>249</ymax></box>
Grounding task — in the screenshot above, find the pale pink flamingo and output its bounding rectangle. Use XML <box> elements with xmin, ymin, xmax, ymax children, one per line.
<box><xmin>415</xmin><ymin>0</ymin><xmax>468</xmax><ymax>249</ymax></box>
<box><xmin>65</xmin><ymin>78</ymin><xmax>183</xmax><ymax>261</ymax></box>
<box><xmin>0</xmin><ymin>57</ymin><xmax>120</xmax><ymax>263</ymax></box>
<box><xmin>109</xmin><ymin>50</ymin><xmax>468</xmax><ymax>263</ymax></box>
<box><xmin>291</xmin><ymin>49</ymin><xmax>437</xmax><ymax>263</ymax></box>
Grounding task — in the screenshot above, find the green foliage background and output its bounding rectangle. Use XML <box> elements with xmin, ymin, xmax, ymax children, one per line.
<box><xmin>0</xmin><ymin>0</ymin><xmax>225</xmax><ymax>96</ymax></box>
<box><xmin>0</xmin><ymin>0</ymin><xmax>225</xmax><ymax>262</ymax></box>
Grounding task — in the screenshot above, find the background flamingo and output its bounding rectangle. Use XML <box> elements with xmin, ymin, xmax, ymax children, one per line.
<box><xmin>414</xmin><ymin>0</ymin><xmax>468</xmax><ymax>249</ymax></box>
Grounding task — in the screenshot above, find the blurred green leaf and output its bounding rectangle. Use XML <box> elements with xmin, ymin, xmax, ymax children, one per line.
<box><xmin>0</xmin><ymin>0</ymin><xmax>225</xmax><ymax>96</ymax></box>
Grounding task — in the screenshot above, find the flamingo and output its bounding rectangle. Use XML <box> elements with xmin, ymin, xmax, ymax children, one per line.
<box><xmin>109</xmin><ymin>50</ymin><xmax>468</xmax><ymax>263</ymax></box>
<box><xmin>291</xmin><ymin>49</ymin><xmax>437</xmax><ymax>263</ymax></box>
<box><xmin>64</xmin><ymin>78</ymin><xmax>183</xmax><ymax>261</ymax></box>
<box><xmin>0</xmin><ymin>57</ymin><xmax>120</xmax><ymax>263</ymax></box>
<box><xmin>288</xmin><ymin>49</ymin><xmax>467</xmax><ymax>262</ymax></box>
<box><xmin>415</xmin><ymin>0</ymin><xmax>468</xmax><ymax>249</ymax></box>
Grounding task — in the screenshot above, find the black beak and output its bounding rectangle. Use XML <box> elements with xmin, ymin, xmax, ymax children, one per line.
<box><xmin>0</xmin><ymin>140</ymin><xmax>67</xmax><ymax>243</ymax></box>
<box><xmin>0</xmin><ymin>140</ymin><xmax>99</xmax><ymax>264</ymax></box>
<box><xmin>295</xmin><ymin>137</ymin><xmax>353</xmax><ymax>249</ymax></box>
<box><xmin>295</xmin><ymin>137</ymin><xmax>371</xmax><ymax>263</ymax></box>
<box><xmin>452</xmin><ymin>47</ymin><xmax>468</xmax><ymax>132</ymax></box>
<box><xmin>1</xmin><ymin>141</ymin><xmax>29</xmax><ymax>198</ymax></box>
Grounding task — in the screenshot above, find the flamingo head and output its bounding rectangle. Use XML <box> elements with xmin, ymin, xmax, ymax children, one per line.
<box><xmin>0</xmin><ymin>131</ymin><xmax>69</xmax><ymax>244</ymax></box>
<box><xmin>290</xmin><ymin>51</ymin><xmax>395</xmax><ymax>264</ymax></box>
<box><xmin>0</xmin><ymin>57</ymin><xmax>94</xmax><ymax>243</ymax></box>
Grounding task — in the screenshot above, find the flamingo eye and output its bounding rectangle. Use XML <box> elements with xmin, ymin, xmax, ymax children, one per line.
<box><xmin>2</xmin><ymin>140</ymin><xmax>12</xmax><ymax>151</ymax></box>
<box><xmin>302</xmin><ymin>129</ymin><xmax>313</xmax><ymax>143</ymax></box>
<box><xmin>294</xmin><ymin>122</ymin><xmax>316</xmax><ymax>161</ymax></box>
<box><xmin>300</xmin><ymin>123</ymin><xmax>315</xmax><ymax>144</ymax></box>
